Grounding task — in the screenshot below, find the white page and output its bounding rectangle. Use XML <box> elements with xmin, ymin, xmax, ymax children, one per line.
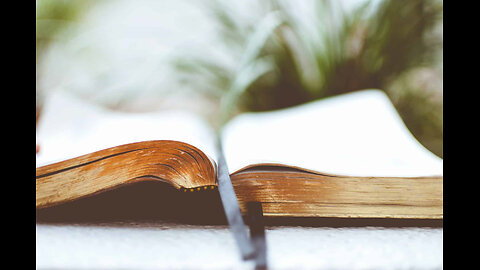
<box><xmin>221</xmin><ymin>89</ymin><xmax>443</xmax><ymax>177</ymax></box>
<box><xmin>36</xmin><ymin>91</ymin><xmax>218</xmax><ymax>167</ymax></box>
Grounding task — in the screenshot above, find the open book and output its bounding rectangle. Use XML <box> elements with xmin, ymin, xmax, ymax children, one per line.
<box><xmin>36</xmin><ymin>89</ymin><xmax>443</xmax><ymax>219</ymax></box>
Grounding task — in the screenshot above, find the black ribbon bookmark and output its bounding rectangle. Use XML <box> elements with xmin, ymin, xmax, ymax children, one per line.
<box><xmin>246</xmin><ymin>202</ymin><xmax>267</xmax><ymax>270</ymax></box>
<box><xmin>216</xmin><ymin>140</ymin><xmax>267</xmax><ymax>268</ymax></box>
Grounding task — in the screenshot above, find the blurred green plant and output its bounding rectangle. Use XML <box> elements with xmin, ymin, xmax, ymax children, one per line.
<box><xmin>174</xmin><ymin>0</ymin><xmax>443</xmax><ymax>157</ymax></box>
<box><xmin>36</xmin><ymin>0</ymin><xmax>94</xmax><ymax>64</ymax></box>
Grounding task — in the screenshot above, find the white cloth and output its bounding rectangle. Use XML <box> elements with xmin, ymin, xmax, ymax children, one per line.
<box><xmin>37</xmin><ymin>222</ymin><xmax>442</xmax><ymax>269</ymax></box>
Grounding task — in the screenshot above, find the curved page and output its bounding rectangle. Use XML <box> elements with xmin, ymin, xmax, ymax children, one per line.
<box><xmin>221</xmin><ymin>90</ymin><xmax>443</xmax><ymax>177</ymax></box>
<box><xmin>36</xmin><ymin>91</ymin><xmax>217</xmax><ymax>167</ymax></box>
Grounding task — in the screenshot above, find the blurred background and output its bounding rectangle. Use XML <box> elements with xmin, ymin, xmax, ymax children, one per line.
<box><xmin>36</xmin><ymin>0</ymin><xmax>443</xmax><ymax>157</ymax></box>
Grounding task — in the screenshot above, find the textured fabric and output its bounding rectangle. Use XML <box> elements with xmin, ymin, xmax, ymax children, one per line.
<box><xmin>36</xmin><ymin>222</ymin><xmax>442</xmax><ymax>270</ymax></box>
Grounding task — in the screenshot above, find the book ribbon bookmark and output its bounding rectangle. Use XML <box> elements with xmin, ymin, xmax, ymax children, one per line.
<box><xmin>216</xmin><ymin>140</ymin><xmax>267</xmax><ymax>269</ymax></box>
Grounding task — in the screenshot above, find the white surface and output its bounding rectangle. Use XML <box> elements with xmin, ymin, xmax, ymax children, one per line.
<box><xmin>222</xmin><ymin>90</ymin><xmax>443</xmax><ymax>177</ymax></box>
<box><xmin>36</xmin><ymin>223</ymin><xmax>443</xmax><ymax>270</ymax></box>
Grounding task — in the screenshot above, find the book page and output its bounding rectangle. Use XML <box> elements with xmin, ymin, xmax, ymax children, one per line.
<box><xmin>221</xmin><ymin>89</ymin><xmax>443</xmax><ymax>177</ymax></box>
<box><xmin>36</xmin><ymin>91</ymin><xmax>218</xmax><ymax>167</ymax></box>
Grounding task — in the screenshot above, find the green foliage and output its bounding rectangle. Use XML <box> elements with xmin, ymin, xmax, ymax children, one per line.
<box><xmin>175</xmin><ymin>0</ymin><xmax>443</xmax><ymax>157</ymax></box>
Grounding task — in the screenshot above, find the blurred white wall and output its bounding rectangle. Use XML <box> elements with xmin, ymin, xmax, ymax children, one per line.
<box><xmin>38</xmin><ymin>0</ymin><xmax>218</xmax><ymax>112</ymax></box>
